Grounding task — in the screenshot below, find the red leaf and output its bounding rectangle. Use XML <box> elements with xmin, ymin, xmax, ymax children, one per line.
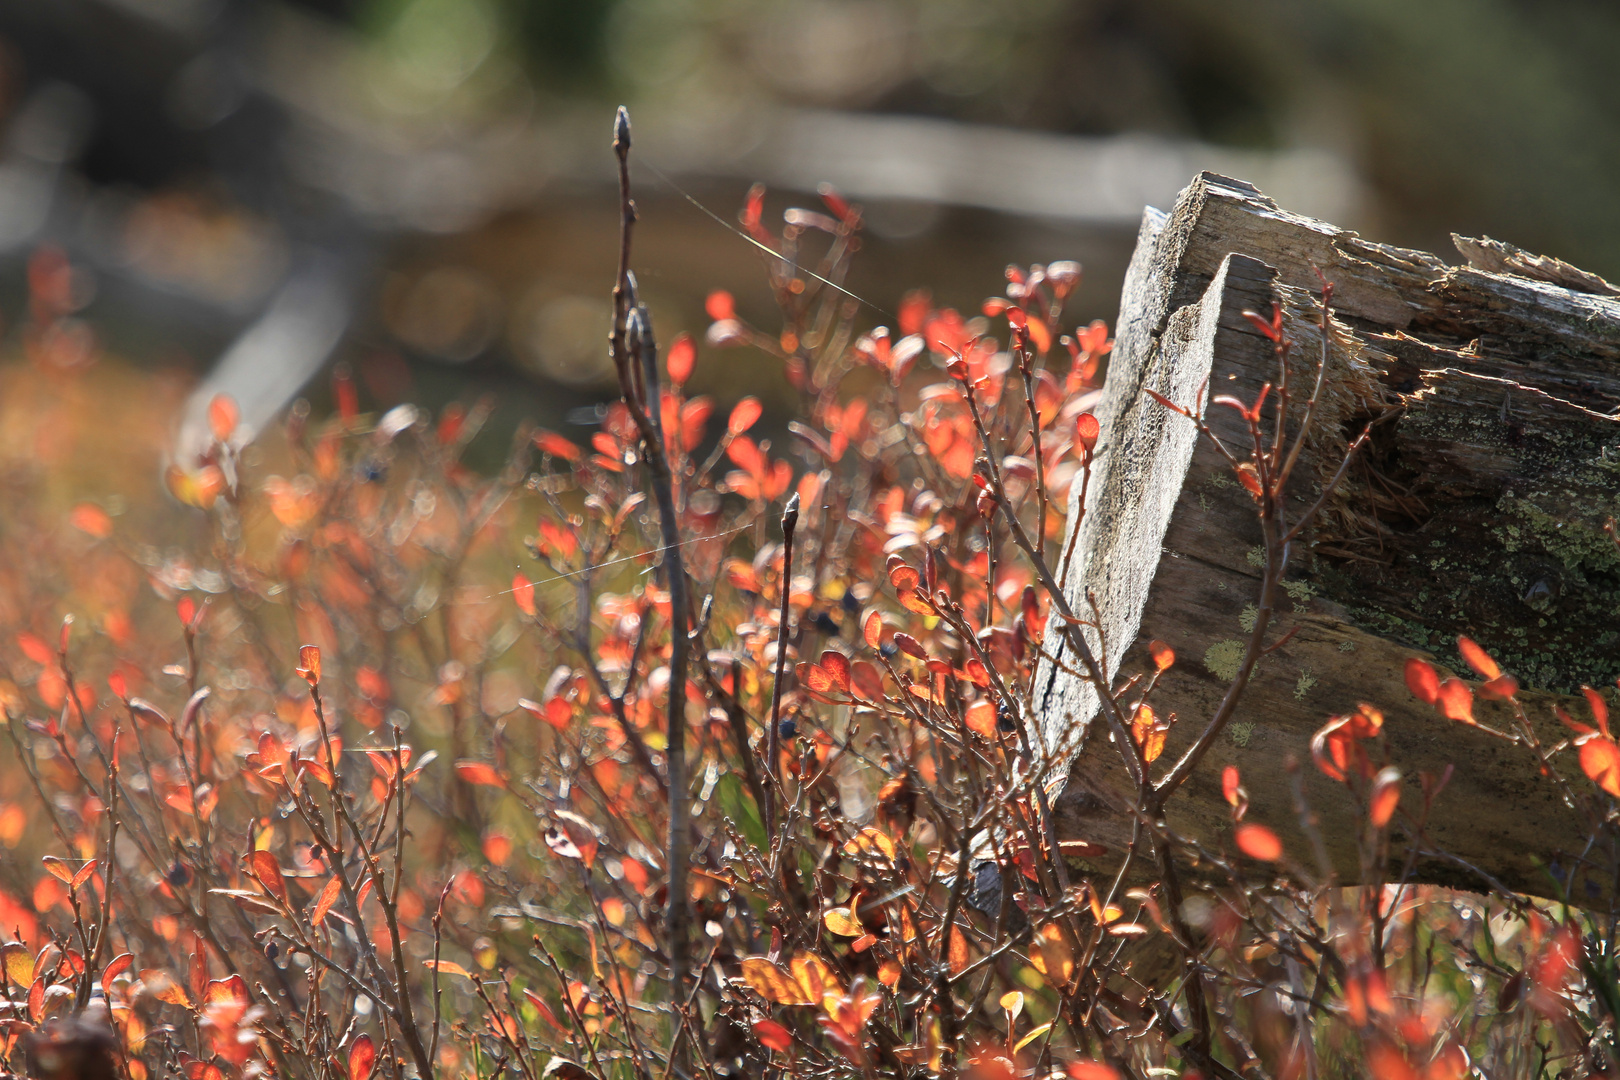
<box><xmin>1580</xmin><ymin>736</ymin><xmax>1620</xmax><ymax>799</ymax></box>
<box><xmin>1436</xmin><ymin>679</ymin><xmax>1475</xmax><ymax>725</ymax></box>
<box><xmin>667</xmin><ymin>332</ymin><xmax>696</xmax><ymax>384</ymax></box>
<box><xmin>1148</xmin><ymin>640</ymin><xmax>1174</xmax><ymax>671</ymax></box>
<box><xmin>819</xmin><ymin>651</ymin><xmax>851</xmax><ymax>694</ymax></box>
<box><xmin>1234</xmin><ymin>824</ymin><xmax>1283</xmax><ymax>861</ymax></box>
<box><xmin>965</xmin><ymin>700</ymin><xmax>997</xmax><ymax>738</ymax></box>
<box><xmin>310</xmin><ymin>875</ymin><xmax>343</xmax><ymax>928</ymax></box>
<box><xmin>1369</xmin><ymin>767</ymin><xmax>1402</xmax><ymax>828</ymax></box>
<box><xmin>1074</xmin><ymin>412</ymin><xmax>1099</xmax><ymax>453</ymax></box>
<box><xmin>297</xmin><ymin>645</ymin><xmax>321</xmax><ymax>687</ymax></box>
<box><xmin>512</xmin><ymin>573</ymin><xmax>536</xmax><ymax>617</ymax></box>
<box><xmin>70</xmin><ymin>503</ymin><xmax>114</xmax><ymax>539</ymax></box>
<box><xmin>1233</xmin><ymin>462</ymin><xmax>1263</xmax><ymax>499</ymax></box>
<box><xmin>887</xmin><ymin>557</ymin><xmax>920</xmax><ymax>593</ymax></box>
<box><xmin>1221</xmin><ymin>765</ymin><xmax>1241</xmax><ymax>807</ymax></box>
<box><xmin>250</xmin><ymin>851</ymin><xmax>288</xmax><ymax>904</ymax></box>
<box><xmin>533</xmin><ymin>431</ymin><xmax>582</xmax><ymax>462</ymax></box>
<box><xmin>728</xmin><ymin>397</ymin><xmax>763</xmax><ymax>435</ymax></box>
<box><xmin>1585</xmin><ymin>685</ymin><xmax>1611</xmax><ymax>738</ymax></box>
<box><xmin>891</xmin><ymin>633</ymin><xmax>927</xmax><ymax>660</ymax></box>
<box><xmin>455</xmin><ymin>761</ymin><xmax>507</xmax><ymax>788</ymax></box>
<box><xmin>102</xmin><ymin>953</ymin><xmax>133</xmax><ymax>989</ymax></box>
<box><xmin>706</xmin><ymin>290</ymin><xmax>736</xmax><ymax>322</ymax></box>
<box><xmin>1066</xmin><ymin>1063</ymin><xmax>1121</xmax><ymax>1080</ymax></box>
<box><xmin>348</xmin><ymin>1034</ymin><xmax>376</xmax><ymax>1080</ymax></box>
<box><xmin>1405</xmin><ymin>659</ymin><xmax>1440</xmax><ymax>704</ymax></box>
<box><xmin>1457</xmin><ymin>636</ymin><xmax>1501</xmax><ymax>681</ymax></box>
<box><xmin>753</xmin><ymin>1019</ymin><xmax>792</xmax><ymax>1053</ymax></box>
<box><xmin>862</xmin><ymin>610</ymin><xmax>882</xmax><ymax>649</ymax></box>
<box><xmin>208</xmin><ymin>393</ymin><xmax>240</xmax><ymax>442</ymax></box>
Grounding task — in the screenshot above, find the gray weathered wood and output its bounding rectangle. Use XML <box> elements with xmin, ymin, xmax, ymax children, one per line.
<box><xmin>1042</xmin><ymin>173</ymin><xmax>1620</xmax><ymax>898</ymax></box>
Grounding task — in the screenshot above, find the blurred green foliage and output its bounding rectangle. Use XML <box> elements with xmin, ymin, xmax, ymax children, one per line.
<box><xmin>336</xmin><ymin>0</ymin><xmax>1620</xmax><ymax>276</ymax></box>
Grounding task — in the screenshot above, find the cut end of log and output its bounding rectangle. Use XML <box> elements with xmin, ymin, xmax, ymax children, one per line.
<box><xmin>1043</xmin><ymin>172</ymin><xmax>1620</xmax><ymax>896</ymax></box>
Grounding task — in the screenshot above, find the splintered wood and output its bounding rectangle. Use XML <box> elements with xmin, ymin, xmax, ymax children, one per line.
<box><xmin>1043</xmin><ymin>173</ymin><xmax>1620</xmax><ymax>896</ymax></box>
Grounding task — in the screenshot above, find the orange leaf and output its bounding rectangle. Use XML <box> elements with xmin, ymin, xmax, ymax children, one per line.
<box><xmin>823</xmin><ymin>907</ymin><xmax>862</xmax><ymax>937</ymax></box>
<box><xmin>533</xmin><ymin>430</ymin><xmax>582</xmax><ymax>462</ymax></box>
<box><xmin>297</xmin><ymin>645</ymin><xmax>321</xmax><ymax>687</ymax></box>
<box><xmin>1221</xmin><ymin>765</ymin><xmax>1241</xmax><ymax>804</ymax></box>
<box><xmin>1405</xmin><ymin>658</ymin><xmax>1440</xmax><ymax>705</ymax></box>
<box><xmin>204</xmin><ymin>974</ymin><xmax>249</xmax><ymax>1011</ymax></box>
<box><xmin>945</xmin><ymin>926</ymin><xmax>968</xmax><ymax>975</ymax></box>
<box><xmin>862</xmin><ymin>610</ymin><xmax>882</xmax><ymax>649</ymax></box>
<box><xmin>667</xmin><ymin>333</ymin><xmax>696</xmax><ymax>384</ymax></box>
<box><xmin>1148</xmin><ymin>640</ymin><xmax>1174</xmax><ymax>671</ymax></box>
<box><xmin>1436</xmin><ymin>679</ymin><xmax>1474</xmax><ymax>724</ymax></box>
<box><xmin>102</xmin><ymin>953</ymin><xmax>132</xmax><ymax>988</ymax></box>
<box><xmin>1457</xmin><ymin>636</ymin><xmax>1500</xmax><ymax>681</ymax></box>
<box><xmin>250</xmin><ymin>851</ymin><xmax>287</xmax><ymax>903</ymax></box>
<box><xmin>1369</xmin><ymin>767</ymin><xmax>1402</xmax><ymax>828</ymax></box>
<box><xmin>310</xmin><ymin>875</ymin><xmax>343</xmax><ymax>928</ymax></box>
<box><xmin>1580</xmin><ymin>736</ymin><xmax>1620</xmax><ymax>798</ymax></box>
<box><xmin>1066</xmin><ymin>1063</ymin><xmax>1120</xmax><ymax>1080</ymax></box>
<box><xmin>802</xmin><ymin>663</ymin><xmax>834</xmax><ymax>695</ymax></box>
<box><xmin>964</xmin><ymin>700</ymin><xmax>997</xmax><ymax>738</ymax></box>
<box><xmin>790</xmin><ymin>952</ymin><xmax>842</xmax><ymax>1003</ymax></box>
<box><xmin>455</xmin><ymin>761</ymin><xmax>507</xmax><ymax>788</ymax></box>
<box><xmin>208</xmin><ymin>393</ymin><xmax>240</xmax><ymax>442</ymax></box>
<box><xmin>753</xmin><ymin>1018</ymin><xmax>792</xmax><ymax>1053</ymax></box>
<box><xmin>1233</xmin><ymin>462</ymin><xmax>1263</xmax><ymax>499</ymax></box>
<box><xmin>1073</xmin><ymin>412</ymin><xmax>1100</xmax><ymax>453</ymax></box>
<box><xmin>512</xmin><ymin>573</ymin><xmax>536</xmax><ymax>617</ymax></box>
<box><xmin>422</xmin><ymin>959</ymin><xmax>471</xmax><ymax>979</ymax></box>
<box><xmin>70</xmin><ymin>503</ymin><xmax>113</xmax><ymax>539</ymax></box>
<box><xmin>819</xmin><ymin>651</ymin><xmax>851</xmax><ymax>694</ymax></box>
<box><xmin>740</xmin><ymin>957</ymin><xmax>812</xmax><ymax>1005</ymax></box>
<box><xmin>1234</xmin><ymin>824</ymin><xmax>1283</xmax><ymax>861</ymax></box>
<box><xmin>1029</xmin><ymin>923</ymin><xmax>1073</xmax><ymax>984</ymax></box>
<box><xmin>348</xmin><ymin>1034</ymin><xmax>376</xmax><ymax>1080</ymax></box>
<box><xmin>1585</xmin><ymin>685</ymin><xmax>1612</xmax><ymax>738</ymax></box>
<box><xmin>728</xmin><ymin>397</ymin><xmax>763</xmax><ymax>435</ymax></box>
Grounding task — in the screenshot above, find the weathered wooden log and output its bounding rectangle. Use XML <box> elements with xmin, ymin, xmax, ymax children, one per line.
<box><xmin>1041</xmin><ymin>173</ymin><xmax>1620</xmax><ymax>898</ymax></box>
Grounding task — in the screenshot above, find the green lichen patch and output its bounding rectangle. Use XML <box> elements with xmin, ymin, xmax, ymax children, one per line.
<box><xmin>1294</xmin><ymin>668</ymin><xmax>1318</xmax><ymax>699</ymax></box>
<box><xmin>1205</xmin><ymin>639</ymin><xmax>1247</xmax><ymax>681</ymax></box>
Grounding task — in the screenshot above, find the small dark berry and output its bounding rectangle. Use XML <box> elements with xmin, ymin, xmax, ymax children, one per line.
<box><xmin>778</xmin><ymin>718</ymin><xmax>798</xmax><ymax>740</ymax></box>
<box><xmin>264</xmin><ymin>942</ymin><xmax>280</xmax><ymax>961</ymax></box>
<box><xmin>166</xmin><ymin>862</ymin><xmax>192</xmax><ymax>887</ymax></box>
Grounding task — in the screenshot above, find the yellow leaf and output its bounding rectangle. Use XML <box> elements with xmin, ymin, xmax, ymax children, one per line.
<box><xmin>1014</xmin><ymin>1022</ymin><xmax>1054</xmax><ymax>1052</ymax></box>
<box><xmin>1</xmin><ymin>942</ymin><xmax>33</xmax><ymax>985</ymax></box>
<box><xmin>790</xmin><ymin>952</ymin><xmax>842</xmax><ymax>1007</ymax></box>
<box><xmin>999</xmin><ymin>990</ymin><xmax>1023</xmax><ymax>1021</ymax></box>
<box><xmin>823</xmin><ymin>907</ymin><xmax>863</xmax><ymax>938</ymax></box>
<box><xmin>842</xmin><ymin>828</ymin><xmax>897</xmax><ymax>861</ymax></box>
<box><xmin>422</xmin><ymin>960</ymin><xmax>472</xmax><ymax>979</ymax></box>
<box><xmin>739</xmin><ymin>957</ymin><xmax>811</xmax><ymax>1005</ymax></box>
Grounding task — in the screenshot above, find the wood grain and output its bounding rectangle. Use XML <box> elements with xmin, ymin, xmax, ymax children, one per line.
<box><xmin>1042</xmin><ymin>172</ymin><xmax>1620</xmax><ymax>898</ymax></box>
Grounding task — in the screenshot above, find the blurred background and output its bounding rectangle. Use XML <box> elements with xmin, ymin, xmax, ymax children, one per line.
<box><xmin>0</xmin><ymin>0</ymin><xmax>1617</xmax><ymax>465</ymax></box>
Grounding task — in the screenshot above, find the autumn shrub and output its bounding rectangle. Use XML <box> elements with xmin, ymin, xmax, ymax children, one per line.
<box><xmin>1</xmin><ymin>107</ymin><xmax>1619</xmax><ymax>1080</ymax></box>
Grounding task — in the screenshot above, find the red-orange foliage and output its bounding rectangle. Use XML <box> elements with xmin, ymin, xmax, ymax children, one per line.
<box><xmin>0</xmin><ymin>110</ymin><xmax>1613</xmax><ymax>1080</ymax></box>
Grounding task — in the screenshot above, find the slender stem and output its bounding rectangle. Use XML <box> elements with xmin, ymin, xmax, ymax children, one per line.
<box><xmin>765</xmin><ymin>493</ymin><xmax>801</xmax><ymax>843</ymax></box>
